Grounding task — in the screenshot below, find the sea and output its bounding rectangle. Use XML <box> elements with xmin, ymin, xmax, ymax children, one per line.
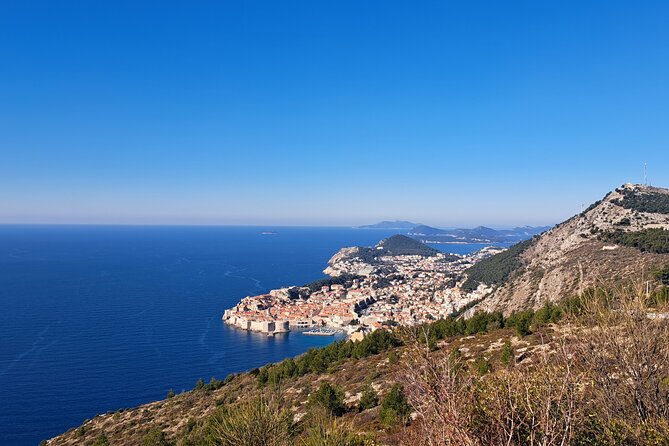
<box><xmin>0</xmin><ymin>225</ymin><xmax>492</xmax><ymax>445</ymax></box>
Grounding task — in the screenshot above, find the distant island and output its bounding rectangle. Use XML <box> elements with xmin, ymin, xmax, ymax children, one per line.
<box><xmin>356</xmin><ymin>221</ymin><xmax>552</xmax><ymax>244</ymax></box>
<box><xmin>356</xmin><ymin>220</ymin><xmax>420</xmax><ymax>229</ymax></box>
<box><xmin>408</xmin><ymin>224</ymin><xmax>552</xmax><ymax>244</ymax></box>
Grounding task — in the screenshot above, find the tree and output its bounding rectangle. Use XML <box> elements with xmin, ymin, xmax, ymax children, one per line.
<box><xmin>500</xmin><ymin>339</ymin><xmax>514</xmax><ymax>366</ymax></box>
<box><xmin>508</xmin><ymin>310</ymin><xmax>533</xmax><ymax>336</ymax></box>
<box><xmin>358</xmin><ymin>384</ymin><xmax>379</xmax><ymax>411</ymax></box>
<box><xmin>308</xmin><ymin>382</ymin><xmax>346</xmax><ymax>417</ymax></box>
<box><xmin>654</xmin><ymin>263</ymin><xmax>669</xmax><ymax>286</ymax></box>
<box><xmin>380</xmin><ymin>384</ymin><xmax>411</xmax><ymax>427</ymax></box>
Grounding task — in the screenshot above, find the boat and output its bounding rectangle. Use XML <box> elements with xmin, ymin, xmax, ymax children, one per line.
<box><xmin>302</xmin><ymin>327</ymin><xmax>337</xmax><ymax>336</ymax></box>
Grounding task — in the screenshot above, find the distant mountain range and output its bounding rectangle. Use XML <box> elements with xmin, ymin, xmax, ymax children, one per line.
<box><xmin>358</xmin><ymin>221</ymin><xmax>551</xmax><ymax>244</ymax></box>
<box><xmin>408</xmin><ymin>225</ymin><xmax>552</xmax><ymax>244</ymax></box>
<box><xmin>356</xmin><ymin>220</ymin><xmax>420</xmax><ymax>229</ymax></box>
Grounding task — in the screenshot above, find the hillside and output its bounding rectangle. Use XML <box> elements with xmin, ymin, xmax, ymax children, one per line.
<box><xmin>48</xmin><ymin>290</ymin><xmax>669</xmax><ymax>445</ymax></box>
<box><xmin>376</xmin><ymin>234</ymin><xmax>440</xmax><ymax>256</ymax></box>
<box><xmin>46</xmin><ymin>312</ymin><xmax>569</xmax><ymax>446</ymax></box>
<box><xmin>325</xmin><ymin>235</ymin><xmax>440</xmax><ymax>274</ymax></box>
<box><xmin>471</xmin><ymin>184</ymin><xmax>669</xmax><ymax>314</ymax></box>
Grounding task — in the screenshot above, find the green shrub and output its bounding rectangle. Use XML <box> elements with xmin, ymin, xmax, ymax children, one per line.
<box><xmin>308</xmin><ymin>383</ymin><xmax>346</xmax><ymax>416</ymax></box>
<box><xmin>506</xmin><ymin>310</ymin><xmax>534</xmax><ymax>336</ymax></box>
<box><xmin>380</xmin><ymin>384</ymin><xmax>411</xmax><ymax>427</ymax></box>
<box><xmin>92</xmin><ymin>434</ymin><xmax>110</xmax><ymax>446</ymax></box>
<box><xmin>473</xmin><ymin>357</ymin><xmax>492</xmax><ymax>375</ymax></box>
<box><xmin>653</xmin><ymin>263</ymin><xmax>669</xmax><ymax>286</ymax></box>
<box><xmin>142</xmin><ymin>428</ymin><xmax>171</xmax><ymax>446</ymax></box>
<box><xmin>358</xmin><ymin>384</ymin><xmax>379</xmax><ymax>411</ymax></box>
<box><xmin>500</xmin><ymin>340</ymin><xmax>514</xmax><ymax>366</ymax></box>
<box><xmin>207</xmin><ymin>397</ymin><xmax>293</xmax><ymax>446</ymax></box>
<box><xmin>298</xmin><ymin>410</ymin><xmax>364</xmax><ymax>446</ymax></box>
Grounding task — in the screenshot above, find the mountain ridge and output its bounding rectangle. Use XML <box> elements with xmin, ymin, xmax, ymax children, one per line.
<box><xmin>470</xmin><ymin>183</ymin><xmax>669</xmax><ymax>314</ymax></box>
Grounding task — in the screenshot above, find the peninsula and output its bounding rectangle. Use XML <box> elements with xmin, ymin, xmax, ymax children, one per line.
<box><xmin>223</xmin><ymin>235</ymin><xmax>503</xmax><ymax>336</ymax></box>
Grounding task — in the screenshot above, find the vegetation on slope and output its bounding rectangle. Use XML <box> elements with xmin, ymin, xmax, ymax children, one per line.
<box><xmin>377</xmin><ymin>235</ymin><xmax>439</xmax><ymax>257</ymax></box>
<box><xmin>461</xmin><ymin>238</ymin><xmax>534</xmax><ymax>291</ymax></box>
<box><xmin>255</xmin><ymin>330</ymin><xmax>402</xmax><ymax>387</ymax></box>
<box><xmin>336</xmin><ymin>235</ymin><xmax>442</xmax><ymax>264</ymax></box>
<box><xmin>401</xmin><ymin>287</ymin><xmax>669</xmax><ymax>446</ymax></box>
<box><xmin>599</xmin><ymin>228</ymin><xmax>669</xmax><ymax>253</ymax></box>
<box><xmin>612</xmin><ymin>188</ymin><xmax>669</xmax><ymax>214</ymax></box>
<box><xmin>51</xmin><ymin>280</ymin><xmax>669</xmax><ymax>446</ymax></box>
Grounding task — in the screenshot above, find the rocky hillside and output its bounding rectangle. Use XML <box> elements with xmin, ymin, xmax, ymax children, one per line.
<box><xmin>472</xmin><ymin>183</ymin><xmax>669</xmax><ymax>314</ymax></box>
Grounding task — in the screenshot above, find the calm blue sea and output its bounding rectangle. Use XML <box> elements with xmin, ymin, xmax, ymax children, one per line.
<box><xmin>0</xmin><ymin>225</ymin><xmax>488</xmax><ymax>445</ymax></box>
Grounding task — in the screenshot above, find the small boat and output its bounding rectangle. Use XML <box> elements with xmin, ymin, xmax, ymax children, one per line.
<box><xmin>261</xmin><ymin>231</ymin><xmax>278</xmax><ymax>235</ymax></box>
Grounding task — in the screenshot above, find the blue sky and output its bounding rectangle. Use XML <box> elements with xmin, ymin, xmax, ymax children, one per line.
<box><xmin>1</xmin><ymin>1</ymin><xmax>668</xmax><ymax>227</ymax></box>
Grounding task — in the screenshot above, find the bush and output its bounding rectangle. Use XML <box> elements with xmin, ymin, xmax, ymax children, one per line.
<box><xmin>92</xmin><ymin>434</ymin><xmax>110</xmax><ymax>446</ymax></box>
<box><xmin>167</xmin><ymin>388</ymin><xmax>175</xmax><ymax>399</ymax></box>
<box><xmin>473</xmin><ymin>357</ymin><xmax>492</xmax><ymax>375</ymax></box>
<box><xmin>380</xmin><ymin>384</ymin><xmax>411</xmax><ymax>427</ymax></box>
<box><xmin>500</xmin><ymin>340</ymin><xmax>514</xmax><ymax>366</ymax></box>
<box><xmin>142</xmin><ymin>428</ymin><xmax>171</xmax><ymax>446</ymax></box>
<box><xmin>400</xmin><ymin>284</ymin><xmax>669</xmax><ymax>445</ymax></box>
<box><xmin>298</xmin><ymin>410</ymin><xmax>365</xmax><ymax>446</ymax></box>
<box><xmin>506</xmin><ymin>310</ymin><xmax>533</xmax><ymax>336</ymax></box>
<box><xmin>654</xmin><ymin>263</ymin><xmax>669</xmax><ymax>286</ymax></box>
<box><xmin>358</xmin><ymin>384</ymin><xmax>379</xmax><ymax>411</ymax></box>
<box><xmin>207</xmin><ymin>397</ymin><xmax>293</xmax><ymax>446</ymax></box>
<box><xmin>308</xmin><ymin>383</ymin><xmax>346</xmax><ymax>417</ymax></box>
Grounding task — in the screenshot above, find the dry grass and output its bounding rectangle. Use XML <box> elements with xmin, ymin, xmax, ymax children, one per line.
<box><xmin>398</xmin><ymin>285</ymin><xmax>669</xmax><ymax>445</ymax></box>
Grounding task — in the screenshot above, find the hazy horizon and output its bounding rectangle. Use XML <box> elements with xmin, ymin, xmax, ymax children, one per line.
<box><xmin>0</xmin><ymin>221</ymin><xmax>555</xmax><ymax>230</ymax></box>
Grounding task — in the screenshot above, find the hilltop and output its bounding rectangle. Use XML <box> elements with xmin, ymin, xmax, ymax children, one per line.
<box><xmin>325</xmin><ymin>234</ymin><xmax>442</xmax><ymax>276</ymax></box>
<box><xmin>467</xmin><ymin>184</ymin><xmax>669</xmax><ymax>313</ymax></box>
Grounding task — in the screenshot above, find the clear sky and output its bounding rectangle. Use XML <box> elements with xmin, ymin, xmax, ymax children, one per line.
<box><xmin>1</xmin><ymin>1</ymin><xmax>668</xmax><ymax>227</ymax></box>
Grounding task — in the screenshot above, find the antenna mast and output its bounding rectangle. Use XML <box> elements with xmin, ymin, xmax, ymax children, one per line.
<box><xmin>644</xmin><ymin>162</ymin><xmax>648</xmax><ymax>186</ymax></box>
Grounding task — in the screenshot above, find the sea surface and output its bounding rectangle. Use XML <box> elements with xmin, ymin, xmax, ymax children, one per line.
<box><xmin>0</xmin><ymin>225</ymin><xmax>491</xmax><ymax>445</ymax></box>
